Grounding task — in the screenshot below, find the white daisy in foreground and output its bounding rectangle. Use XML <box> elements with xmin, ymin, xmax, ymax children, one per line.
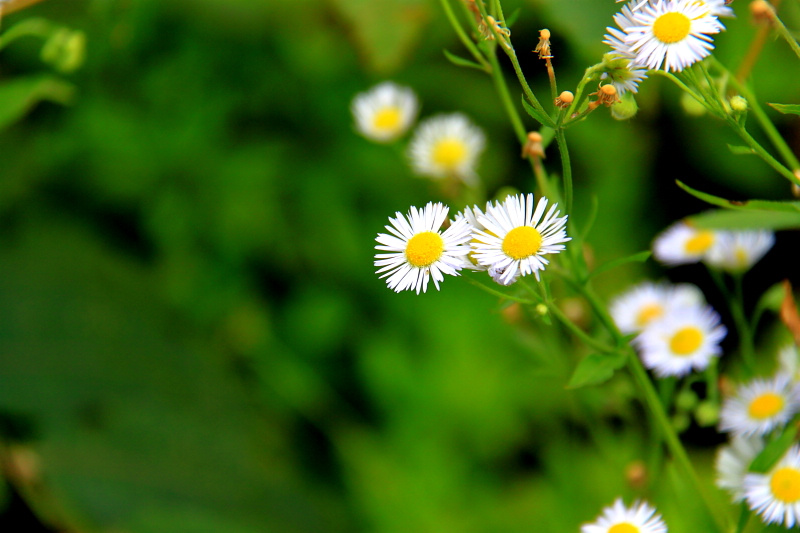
<box><xmin>716</xmin><ymin>434</ymin><xmax>764</xmax><ymax>502</ymax></box>
<box><xmin>610</xmin><ymin>281</ymin><xmax>705</xmax><ymax>334</ymax></box>
<box><xmin>704</xmin><ymin>230</ymin><xmax>775</xmax><ymax>273</ymax></box>
<box><xmin>581</xmin><ymin>498</ymin><xmax>668</xmax><ymax>533</ymax></box>
<box><xmin>606</xmin><ymin>1</ymin><xmax>647</xmax><ymax>58</ymax></box>
<box><xmin>719</xmin><ymin>374</ymin><xmax>800</xmax><ymax>437</ymax></box>
<box><xmin>652</xmin><ymin>221</ymin><xmax>717</xmax><ymax>266</ymax></box>
<box><xmin>744</xmin><ymin>445</ymin><xmax>800</xmax><ymax>528</ymax></box>
<box><xmin>351</xmin><ymin>82</ymin><xmax>418</xmax><ymax>143</ymax></box>
<box><xmin>408</xmin><ymin>113</ymin><xmax>485</xmax><ymax>185</ymax></box>
<box><xmin>374</xmin><ymin>202</ymin><xmax>471</xmax><ymax>294</ymax></box>
<box><xmin>624</xmin><ymin>0</ymin><xmax>724</xmax><ymax>72</ymax></box>
<box><xmin>470</xmin><ymin>193</ymin><xmax>570</xmax><ymax>285</ymax></box>
<box><xmin>634</xmin><ymin>303</ymin><xmax>726</xmax><ymax>377</ymax></box>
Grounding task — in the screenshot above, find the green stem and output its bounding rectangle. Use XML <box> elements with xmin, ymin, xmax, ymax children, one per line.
<box><xmin>769</xmin><ymin>3</ymin><xmax>800</xmax><ymax>62</ymax></box>
<box><xmin>438</xmin><ymin>0</ymin><xmax>492</xmax><ymax>72</ymax></box>
<box><xmin>0</xmin><ymin>18</ymin><xmax>53</xmax><ymax>50</ymax></box>
<box><xmin>485</xmin><ymin>43</ymin><xmax>527</xmax><ymax>143</ymax></box>
<box><xmin>462</xmin><ymin>274</ymin><xmax>538</xmax><ymax>305</ymax></box>
<box><xmin>729</xmin><ymin>120</ymin><xmax>800</xmax><ymax>186</ymax></box>
<box><xmin>708</xmin><ymin>268</ymin><xmax>756</xmax><ymax>376</ymax></box>
<box><xmin>555</xmin><ymin>128</ymin><xmax>573</xmax><ymax>216</ymax></box>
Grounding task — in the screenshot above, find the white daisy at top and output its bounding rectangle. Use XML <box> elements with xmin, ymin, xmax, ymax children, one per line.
<box><xmin>715</xmin><ymin>434</ymin><xmax>764</xmax><ymax>502</ymax></box>
<box><xmin>610</xmin><ymin>281</ymin><xmax>705</xmax><ymax>334</ymax></box>
<box><xmin>652</xmin><ymin>221</ymin><xmax>717</xmax><ymax>266</ymax></box>
<box><xmin>744</xmin><ymin>444</ymin><xmax>800</xmax><ymax>528</ymax></box>
<box><xmin>408</xmin><ymin>113</ymin><xmax>486</xmax><ymax>185</ymax></box>
<box><xmin>581</xmin><ymin>498</ymin><xmax>668</xmax><ymax>533</ymax></box>
<box><xmin>624</xmin><ymin>0</ymin><xmax>724</xmax><ymax>72</ymax></box>
<box><xmin>374</xmin><ymin>202</ymin><xmax>472</xmax><ymax>294</ymax></box>
<box><xmin>633</xmin><ymin>303</ymin><xmax>726</xmax><ymax>377</ymax></box>
<box><xmin>351</xmin><ymin>82</ymin><xmax>419</xmax><ymax>143</ymax></box>
<box><xmin>704</xmin><ymin>230</ymin><xmax>775</xmax><ymax>273</ymax></box>
<box><xmin>470</xmin><ymin>193</ymin><xmax>570</xmax><ymax>285</ymax></box>
<box><xmin>719</xmin><ymin>374</ymin><xmax>800</xmax><ymax>437</ymax></box>
<box><xmin>606</xmin><ymin>1</ymin><xmax>647</xmax><ymax>58</ymax></box>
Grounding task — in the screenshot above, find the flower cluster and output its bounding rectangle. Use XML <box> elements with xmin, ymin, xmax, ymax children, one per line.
<box><xmin>374</xmin><ymin>193</ymin><xmax>570</xmax><ymax>293</ymax></box>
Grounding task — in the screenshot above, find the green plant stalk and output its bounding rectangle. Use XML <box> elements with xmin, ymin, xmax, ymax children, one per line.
<box><xmin>769</xmin><ymin>4</ymin><xmax>800</xmax><ymax>62</ymax></box>
<box><xmin>564</xmin><ymin>64</ymin><xmax>604</xmax><ymax>122</ymax></box>
<box><xmin>463</xmin><ymin>275</ymin><xmax>538</xmax><ymax>305</ymax></box>
<box><xmin>438</xmin><ymin>0</ymin><xmax>492</xmax><ymax>72</ymax></box>
<box><xmin>729</xmin><ymin>119</ymin><xmax>800</xmax><ymax>186</ymax></box>
<box><xmin>554</xmin><ymin>128</ymin><xmax>573</xmax><ymax>219</ymax></box>
<box><xmin>485</xmin><ymin>42</ymin><xmax>526</xmax><ymax>143</ymax></box>
<box><xmin>0</xmin><ymin>17</ymin><xmax>53</xmax><ymax>50</ymax></box>
<box><xmin>709</xmin><ymin>268</ymin><xmax>756</xmax><ymax>375</ymax></box>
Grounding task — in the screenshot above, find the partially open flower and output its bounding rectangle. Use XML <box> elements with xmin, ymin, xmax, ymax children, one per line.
<box><xmin>534</xmin><ymin>28</ymin><xmax>552</xmax><ymax>59</ymax></box>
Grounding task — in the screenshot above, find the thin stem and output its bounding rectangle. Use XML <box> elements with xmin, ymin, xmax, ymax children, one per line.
<box><xmin>709</xmin><ymin>268</ymin><xmax>756</xmax><ymax>376</ymax></box>
<box><xmin>768</xmin><ymin>1</ymin><xmax>800</xmax><ymax>62</ymax></box>
<box><xmin>555</xmin><ymin>128</ymin><xmax>573</xmax><ymax>217</ymax></box>
<box><xmin>729</xmin><ymin>119</ymin><xmax>800</xmax><ymax>186</ymax></box>
<box><xmin>485</xmin><ymin>42</ymin><xmax>527</xmax><ymax>143</ymax></box>
<box><xmin>462</xmin><ymin>275</ymin><xmax>538</xmax><ymax>305</ymax></box>
<box><xmin>438</xmin><ymin>0</ymin><xmax>492</xmax><ymax>72</ymax></box>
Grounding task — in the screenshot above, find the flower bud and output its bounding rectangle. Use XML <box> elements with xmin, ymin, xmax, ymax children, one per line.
<box><xmin>41</xmin><ymin>29</ymin><xmax>86</xmax><ymax>73</ymax></box>
<box><xmin>611</xmin><ymin>91</ymin><xmax>638</xmax><ymax>120</ymax></box>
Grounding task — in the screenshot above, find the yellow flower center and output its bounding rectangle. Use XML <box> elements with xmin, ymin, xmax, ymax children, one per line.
<box><xmin>669</xmin><ymin>326</ymin><xmax>703</xmax><ymax>356</ymax></box>
<box><xmin>735</xmin><ymin>247</ymin><xmax>748</xmax><ymax>267</ymax></box>
<box><xmin>405</xmin><ymin>231</ymin><xmax>444</xmax><ymax>268</ymax></box>
<box><xmin>684</xmin><ymin>230</ymin><xmax>715</xmax><ymax>254</ymax></box>
<box><xmin>748</xmin><ymin>392</ymin><xmax>785</xmax><ymax>420</ymax></box>
<box><xmin>502</xmin><ymin>226</ymin><xmax>543</xmax><ymax>260</ymax></box>
<box><xmin>770</xmin><ymin>467</ymin><xmax>800</xmax><ymax>503</ymax></box>
<box><xmin>608</xmin><ymin>523</ymin><xmax>640</xmax><ymax>533</ymax></box>
<box><xmin>432</xmin><ymin>138</ymin><xmax>467</xmax><ymax>170</ymax></box>
<box><xmin>372</xmin><ymin>106</ymin><xmax>403</xmax><ymax>133</ymax></box>
<box><xmin>636</xmin><ymin>303</ymin><xmax>664</xmax><ymax>328</ymax></box>
<box><xmin>652</xmin><ymin>12</ymin><xmax>692</xmax><ymax>44</ymax></box>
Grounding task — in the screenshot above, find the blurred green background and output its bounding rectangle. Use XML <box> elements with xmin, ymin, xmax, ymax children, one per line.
<box><xmin>1</xmin><ymin>0</ymin><xmax>799</xmax><ymax>531</ymax></box>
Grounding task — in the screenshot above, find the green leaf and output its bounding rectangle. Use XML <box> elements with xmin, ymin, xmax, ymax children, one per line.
<box><xmin>749</xmin><ymin>422</ymin><xmax>799</xmax><ymax>473</ymax></box>
<box><xmin>442</xmin><ymin>49</ymin><xmax>486</xmax><ymax>71</ymax></box>
<box><xmin>567</xmin><ymin>352</ymin><xmax>627</xmax><ymax>389</ymax></box>
<box><xmin>504</xmin><ymin>8</ymin><xmax>521</xmax><ymax>27</ymax></box>
<box><xmin>588</xmin><ymin>251</ymin><xmax>651</xmax><ymax>280</ymax></box>
<box><xmin>677</xmin><ymin>180</ymin><xmax>800</xmax><ymax>213</ymax></box>
<box><xmin>727</xmin><ymin>144</ymin><xmax>755</xmax><ymax>155</ymax></box>
<box><xmin>768</xmin><ymin>103</ymin><xmax>800</xmax><ymax>115</ymax></box>
<box><xmin>0</xmin><ymin>75</ymin><xmax>75</xmax><ymax>131</ymax></box>
<box><xmin>687</xmin><ymin>209</ymin><xmax>800</xmax><ymax>230</ymax></box>
<box><xmin>520</xmin><ymin>95</ymin><xmax>556</xmax><ymax>128</ymax></box>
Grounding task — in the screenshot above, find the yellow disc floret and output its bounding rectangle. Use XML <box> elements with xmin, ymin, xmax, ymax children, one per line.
<box><xmin>405</xmin><ymin>231</ymin><xmax>444</xmax><ymax>268</ymax></box>
<box><xmin>636</xmin><ymin>304</ymin><xmax>664</xmax><ymax>328</ymax></box>
<box><xmin>608</xmin><ymin>523</ymin><xmax>640</xmax><ymax>533</ymax></box>
<box><xmin>431</xmin><ymin>138</ymin><xmax>467</xmax><ymax>170</ymax></box>
<box><xmin>669</xmin><ymin>326</ymin><xmax>703</xmax><ymax>356</ymax></box>
<box><xmin>748</xmin><ymin>392</ymin><xmax>785</xmax><ymax>420</ymax></box>
<box><xmin>685</xmin><ymin>230</ymin><xmax>715</xmax><ymax>254</ymax></box>
<box><xmin>502</xmin><ymin>226</ymin><xmax>543</xmax><ymax>260</ymax></box>
<box><xmin>653</xmin><ymin>12</ymin><xmax>692</xmax><ymax>44</ymax></box>
<box><xmin>373</xmin><ymin>107</ymin><xmax>402</xmax><ymax>133</ymax></box>
<box><xmin>770</xmin><ymin>467</ymin><xmax>800</xmax><ymax>503</ymax></box>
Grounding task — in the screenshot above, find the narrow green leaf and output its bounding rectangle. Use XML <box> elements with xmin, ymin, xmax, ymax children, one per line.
<box><xmin>749</xmin><ymin>422</ymin><xmax>799</xmax><ymax>473</ymax></box>
<box><xmin>768</xmin><ymin>103</ymin><xmax>800</xmax><ymax>115</ymax></box>
<box><xmin>727</xmin><ymin>144</ymin><xmax>755</xmax><ymax>155</ymax></box>
<box><xmin>442</xmin><ymin>49</ymin><xmax>486</xmax><ymax>71</ymax></box>
<box><xmin>567</xmin><ymin>352</ymin><xmax>627</xmax><ymax>389</ymax></box>
<box><xmin>504</xmin><ymin>8</ymin><xmax>521</xmax><ymax>27</ymax></box>
<box><xmin>588</xmin><ymin>251</ymin><xmax>651</xmax><ymax>280</ymax></box>
<box><xmin>687</xmin><ymin>209</ymin><xmax>800</xmax><ymax>230</ymax></box>
<box><xmin>677</xmin><ymin>180</ymin><xmax>800</xmax><ymax>213</ymax></box>
<box><xmin>0</xmin><ymin>75</ymin><xmax>75</xmax><ymax>131</ymax></box>
<box><xmin>520</xmin><ymin>95</ymin><xmax>556</xmax><ymax>128</ymax></box>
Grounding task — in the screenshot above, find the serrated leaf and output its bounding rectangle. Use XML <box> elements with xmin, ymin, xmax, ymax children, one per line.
<box><xmin>768</xmin><ymin>103</ymin><xmax>800</xmax><ymax>115</ymax></box>
<box><xmin>727</xmin><ymin>144</ymin><xmax>755</xmax><ymax>155</ymax></box>
<box><xmin>567</xmin><ymin>352</ymin><xmax>627</xmax><ymax>389</ymax></box>
<box><xmin>0</xmin><ymin>75</ymin><xmax>75</xmax><ymax>131</ymax></box>
<box><xmin>520</xmin><ymin>95</ymin><xmax>556</xmax><ymax>128</ymax></box>
<box><xmin>442</xmin><ymin>49</ymin><xmax>486</xmax><ymax>71</ymax></box>
<box><xmin>749</xmin><ymin>422</ymin><xmax>798</xmax><ymax>473</ymax></box>
<box><xmin>687</xmin><ymin>209</ymin><xmax>800</xmax><ymax>230</ymax></box>
<box><xmin>677</xmin><ymin>181</ymin><xmax>800</xmax><ymax>213</ymax></box>
<box><xmin>588</xmin><ymin>251</ymin><xmax>651</xmax><ymax>280</ymax></box>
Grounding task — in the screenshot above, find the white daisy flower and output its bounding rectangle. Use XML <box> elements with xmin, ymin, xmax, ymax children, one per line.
<box><xmin>624</xmin><ymin>0</ymin><xmax>725</xmax><ymax>72</ymax></box>
<box><xmin>716</xmin><ymin>434</ymin><xmax>765</xmax><ymax>502</ymax></box>
<box><xmin>581</xmin><ymin>498</ymin><xmax>668</xmax><ymax>533</ymax></box>
<box><xmin>744</xmin><ymin>445</ymin><xmax>800</xmax><ymax>528</ymax></box>
<box><xmin>778</xmin><ymin>344</ymin><xmax>800</xmax><ymax>382</ymax></box>
<box><xmin>633</xmin><ymin>303</ymin><xmax>726</xmax><ymax>377</ymax></box>
<box><xmin>652</xmin><ymin>221</ymin><xmax>717</xmax><ymax>266</ymax></box>
<box><xmin>599</xmin><ymin>53</ymin><xmax>649</xmax><ymax>95</ymax></box>
<box><xmin>610</xmin><ymin>281</ymin><xmax>705</xmax><ymax>334</ymax></box>
<box><xmin>691</xmin><ymin>0</ymin><xmax>735</xmax><ymax>18</ymax></box>
<box><xmin>351</xmin><ymin>82</ymin><xmax>419</xmax><ymax>143</ymax></box>
<box><xmin>455</xmin><ymin>204</ymin><xmax>491</xmax><ymax>271</ymax></box>
<box><xmin>374</xmin><ymin>202</ymin><xmax>472</xmax><ymax>294</ymax></box>
<box><xmin>719</xmin><ymin>374</ymin><xmax>800</xmax><ymax>437</ymax></box>
<box><xmin>408</xmin><ymin>113</ymin><xmax>486</xmax><ymax>185</ymax></box>
<box><xmin>606</xmin><ymin>1</ymin><xmax>648</xmax><ymax>58</ymax></box>
<box><xmin>470</xmin><ymin>193</ymin><xmax>570</xmax><ymax>285</ymax></box>
<box><xmin>704</xmin><ymin>230</ymin><xmax>775</xmax><ymax>273</ymax></box>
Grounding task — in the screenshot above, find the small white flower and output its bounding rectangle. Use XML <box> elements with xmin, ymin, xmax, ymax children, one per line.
<box><xmin>408</xmin><ymin>113</ymin><xmax>486</xmax><ymax>185</ymax></box>
<box><xmin>715</xmin><ymin>434</ymin><xmax>764</xmax><ymax>502</ymax></box>
<box><xmin>581</xmin><ymin>498</ymin><xmax>668</xmax><ymax>533</ymax></box>
<box><xmin>470</xmin><ymin>193</ymin><xmax>570</xmax><ymax>284</ymax></box>
<box><xmin>351</xmin><ymin>82</ymin><xmax>419</xmax><ymax>143</ymax></box>
<box><xmin>599</xmin><ymin>53</ymin><xmax>649</xmax><ymax>95</ymax></box>
<box><xmin>704</xmin><ymin>230</ymin><xmax>775</xmax><ymax>273</ymax></box>
<box><xmin>634</xmin><ymin>303</ymin><xmax>726</xmax><ymax>377</ymax></box>
<box><xmin>610</xmin><ymin>281</ymin><xmax>705</xmax><ymax>334</ymax></box>
<box><xmin>624</xmin><ymin>0</ymin><xmax>725</xmax><ymax>72</ymax></box>
<box><xmin>652</xmin><ymin>221</ymin><xmax>717</xmax><ymax>266</ymax></box>
<box><xmin>374</xmin><ymin>202</ymin><xmax>472</xmax><ymax>294</ymax></box>
<box><xmin>719</xmin><ymin>374</ymin><xmax>800</xmax><ymax>437</ymax></box>
<box><xmin>744</xmin><ymin>445</ymin><xmax>800</xmax><ymax>528</ymax></box>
